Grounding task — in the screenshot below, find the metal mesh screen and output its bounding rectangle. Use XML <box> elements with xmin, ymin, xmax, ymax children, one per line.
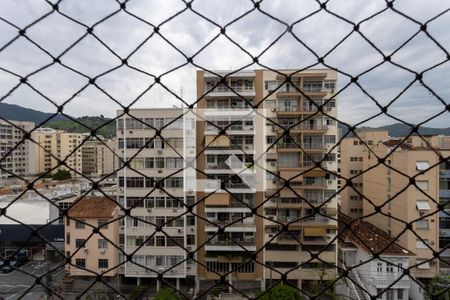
<box><xmin>0</xmin><ymin>0</ymin><xmax>449</xmax><ymax>299</ymax></box>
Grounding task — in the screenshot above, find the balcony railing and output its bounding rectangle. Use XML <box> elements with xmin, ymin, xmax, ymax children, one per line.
<box><xmin>206</xmin><ymin>219</ymin><xmax>255</xmax><ymax>227</ymax></box>
<box><xmin>206</xmin><ymin>239</ymin><xmax>255</xmax><ymax>247</ymax></box>
<box><xmin>304</xmin><ymin>216</ymin><xmax>330</xmax><ymax>223</ymax></box>
<box><xmin>373</xmin><ymin>276</ymin><xmax>410</xmax><ymax>288</ymax></box>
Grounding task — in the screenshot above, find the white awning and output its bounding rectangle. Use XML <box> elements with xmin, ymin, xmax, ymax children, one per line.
<box><xmin>416</xmin><ymin>161</ymin><xmax>429</xmax><ymax>171</ymax></box>
<box><xmin>416</xmin><ymin>200</ymin><xmax>431</xmax><ymax>211</ymax></box>
<box><xmin>417</xmin><ymin>261</ymin><xmax>430</xmax><ymax>270</ymax></box>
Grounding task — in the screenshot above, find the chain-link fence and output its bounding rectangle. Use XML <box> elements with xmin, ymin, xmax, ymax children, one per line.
<box><xmin>0</xmin><ymin>0</ymin><xmax>450</xmax><ymax>299</ymax></box>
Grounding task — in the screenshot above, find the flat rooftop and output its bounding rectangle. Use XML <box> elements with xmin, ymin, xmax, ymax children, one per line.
<box><xmin>0</xmin><ymin>199</ymin><xmax>57</xmax><ymax>225</ymax></box>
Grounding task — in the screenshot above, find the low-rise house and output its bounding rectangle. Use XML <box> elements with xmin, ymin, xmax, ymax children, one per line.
<box><xmin>338</xmin><ymin>213</ymin><xmax>418</xmax><ymax>300</ymax></box>
<box><xmin>65</xmin><ymin>196</ymin><xmax>119</xmax><ymax>278</ymax></box>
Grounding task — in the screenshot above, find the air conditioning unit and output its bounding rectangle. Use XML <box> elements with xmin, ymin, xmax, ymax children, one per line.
<box><xmin>158</xmin><ymin>170</ymin><xmax>163</xmax><ymax>173</ymax></box>
<box><xmin>100</xmin><ymin>249</ymin><xmax>106</xmax><ymax>254</ymax></box>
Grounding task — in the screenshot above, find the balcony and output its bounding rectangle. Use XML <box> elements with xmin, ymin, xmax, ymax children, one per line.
<box><xmin>205</xmin><ymin>219</ymin><xmax>256</xmax><ymax>230</ymax></box>
<box><xmin>440</xmin><ymin>190</ymin><xmax>450</xmax><ymax>198</ymax></box>
<box><xmin>205</xmin><ymin>239</ymin><xmax>256</xmax><ymax>252</ymax></box>
<box><xmin>303</xmin><ymin>216</ymin><xmax>330</xmax><ymax>224</ymax></box>
<box><xmin>372</xmin><ymin>275</ymin><xmax>410</xmax><ymax>289</ymax></box>
<box><xmin>303</xmin><ymin>143</ymin><xmax>326</xmax><ymax>151</ymax></box>
<box><xmin>205</xmin><ymin>85</ymin><xmax>255</xmax><ymax>97</ymax></box>
<box><xmin>301</xmin><ymin>124</ymin><xmax>329</xmax><ymax>132</ymax></box>
<box><xmin>440</xmin><ymin>170</ymin><xmax>450</xmax><ymax>178</ymax></box>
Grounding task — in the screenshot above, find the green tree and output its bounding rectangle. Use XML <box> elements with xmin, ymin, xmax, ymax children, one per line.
<box><xmin>257</xmin><ymin>284</ymin><xmax>304</xmax><ymax>300</ymax></box>
<box><xmin>429</xmin><ymin>275</ymin><xmax>450</xmax><ymax>300</ymax></box>
<box><xmin>154</xmin><ymin>288</ymin><xmax>181</xmax><ymax>300</ymax></box>
<box><xmin>52</xmin><ymin>169</ymin><xmax>72</xmax><ymax>180</ymax></box>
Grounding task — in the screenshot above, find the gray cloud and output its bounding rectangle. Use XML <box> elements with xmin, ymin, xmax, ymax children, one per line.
<box><xmin>0</xmin><ymin>0</ymin><xmax>448</xmax><ymax>127</ymax></box>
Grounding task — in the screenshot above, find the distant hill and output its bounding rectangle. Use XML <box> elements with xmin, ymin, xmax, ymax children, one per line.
<box><xmin>0</xmin><ymin>103</ymin><xmax>115</xmax><ymax>138</ymax></box>
<box><xmin>1</xmin><ymin>103</ymin><xmax>448</xmax><ymax>139</ymax></box>
<box><xmin>339</xmin><ymin>122</ymin><xmax>450</xmax><ymax>137</ymax></box>
<box><xmin>48</xmin><ymin>116</ymin><xmax>115</xmax><ymax>138</ymax></box>
<box><xmin>0</xmin><ymin>102</ymin><xmax>68</xmax><ymax>124</ymax></box>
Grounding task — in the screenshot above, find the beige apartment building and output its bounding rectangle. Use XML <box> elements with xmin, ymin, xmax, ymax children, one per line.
<box><xmin>342</xmin><ymin>134</ymin><xmax>441</xmax><ymax>284</ymax></box>
<box><xmin>0</xmin><ymin>119</ymin><xmax>35</xmax><ymax>182</ymax></box>
<box><xmin>116</xmin><ymin>108</ymin><xmax>197</xmax><ymax>289</ymax></box>
<box><xmin>339</xmin><ymin>130</ymin><xmax>389</xmax><ymax>218</ymax></box>
<box><xmin>65</xmin><ymin>196</ymin><xmax>119</xmax><ymax>277</ymax></box>
<box><xmin>34</xmin><ymin>128</ymin><xmax>85</xmax><ymax>176</ymax></box>
<box><xmin>82</xmin><ymin>138</ymin><xmax>117</xmax><ymax>177</ymax></box>
<box><xmin>196</xmin><ymin>68</ymin><xmax>338</xmax><ymax>292</ymax></box>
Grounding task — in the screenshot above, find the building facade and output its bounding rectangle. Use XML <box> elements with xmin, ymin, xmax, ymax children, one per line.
<box><xmin>0</xmin><ymin>119</ymin><xmax>35</xmax><ymax>182</ymax></box>
<box><xmin>65</xmin><ymin>196</ymin><xmax>119</xmax><ymax>277</ymax></box>
<box><xmin>361</xmin><ymin>139</ymin><xmax>440</xmax><ymax>283</ymax></box>
<box><xmin>116</xmin><ymin>108</ymin><xmax>197</xmax><ymax>289</ymax></box>
<box><xmin>34</xmin><ymin>128</ymin><xmax>84</xmax><ymax>176</ymax></box>
<box><xmin>81</xmin><ymin>138</ymin><xmax>117</xmax><ymax>177</ymax></box>
<box><xmin>196</xmin><ymin>69</ymin><xmax>339</xmax><ymax>292</ymax></box>
<box><xmin>339</xmin><ymin>130</ymin><xmax>389</xmax><ymax>218</ymax></box>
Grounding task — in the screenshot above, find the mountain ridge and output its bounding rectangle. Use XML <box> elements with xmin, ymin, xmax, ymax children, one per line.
<box><xmin>1</xmin><ymin>103</ymin><xmax>448</xmax><ymax>138</ymax></box>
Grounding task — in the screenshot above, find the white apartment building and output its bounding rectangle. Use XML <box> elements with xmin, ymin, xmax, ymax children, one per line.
<box><xmin>116</xmin><ymin>108</ymin><xmax>197</xmax><ymax>289</ymax></box>
<box><xmin>0</xmin><ymin>119</ymin><xmax>35</xmax><ymax>183</ymax></box>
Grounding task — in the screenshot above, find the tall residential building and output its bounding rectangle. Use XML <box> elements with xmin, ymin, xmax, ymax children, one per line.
<box><xmin>339</xmin><ymin>130</ymin><xmax>389</xmax><ymax>218</ymax></box>
<box><xmin>361</xmin><ymin>138</ymin><xmax>441</xmax><ymax>282</ymax></box>
<box><xmin>401</xmin><ymin>135</ymin><xmax>450</xmax><ymax>270</ymax></box>
<box><xmin>65</xmin><ymin>196</ymin><xmax>119</xmax><ymax>277</ymax></box>
<box><xmin>0</xmin><ymin>119</ymin><xmax>35</xmax><ymax>182</ymax></box>
<box><xmin>341</xmin><ymin>132</ymin><xmax>449</xmax><ymax>280</ymax></box>
<box><xmin>196</xmin><ymin>69</ymin><xmax>339</xmax><ymax>292</ymax></box>
<box><xmin>116</xmin><ymin>109</ymin><xmax>197</xmax><ymax>289</ymax></box>
<box><xmin>82</xmin><ymin>138</ymin><xmax>117</xmax><ymax>177</ymax></box>
<box><xmin>34</xmin><ymin>128</ymin><xmax>84</xmax><ymax>176</ymax></box>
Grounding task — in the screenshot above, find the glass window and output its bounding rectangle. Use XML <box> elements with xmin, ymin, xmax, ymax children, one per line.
<box><xmin>98</xmin><ymin>239</ymin><xmax>108</xmax><ymax>249</ymax></box>
<box><xmin>75</xmin><ymin>220</ymin><xmax>85</xmax><ymax>229</ymax></box>
<box><xmin>75</xmin><ymin>239</ymin><xmax>85</xmax><ymax>248</ymax></box>
<box><xmin>76</xmin><ymin>259</ymin><xmax>85</xmax><ymax>268</ymax></box>
<box><xmin>98</xmin><ymin>259</ymin><xmax>109</xmax><ymax>269</ymax></box>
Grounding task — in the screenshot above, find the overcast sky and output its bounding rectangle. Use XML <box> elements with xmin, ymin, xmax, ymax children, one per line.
<box><xmin>0</xmin><ymin>0</ymin><xmax>449</xmax><ymax>127</ymax></box>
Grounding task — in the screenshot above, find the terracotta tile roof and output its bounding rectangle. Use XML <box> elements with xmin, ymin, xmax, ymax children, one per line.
<box><xmin>0</xmin><ymin>188</ymin><xmax>13</xmax><ymax>196</ymax></box>
<box><xmin>68</xmin><ymin>196</ymin><xmax>117</xmax><ymax>219</ymax></box>
<box><xmin>339</xmin><ymin>213</ymin><xmax>415</xmax><ymax>256</ymax></box>
<box><xmin>383</xmin><ymin>139</ymin><xmax>440</xmax><ymax>151</ymax></box>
